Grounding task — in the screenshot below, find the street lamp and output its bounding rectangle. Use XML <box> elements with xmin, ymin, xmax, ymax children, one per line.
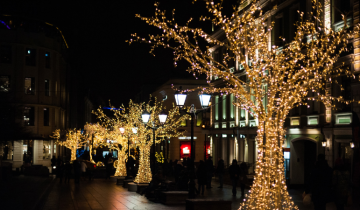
<box><xmin>350</xmin><ymin>141</ymin><xmax>355</xmax><ymax>149</ymax></box>
<box><xmin>322</xmin><ymin>139</ymin><xmax>327</xmax><ymax>147</ymax></box>
<box><xmin>141</xmin><ymin>110</ymin><xmax>168</xmax><ymax>173</ymax></box>
<box><xmin>174</xmin><ymin>88</ymin><xmax>211</xmax><ymax>199</ymax></box>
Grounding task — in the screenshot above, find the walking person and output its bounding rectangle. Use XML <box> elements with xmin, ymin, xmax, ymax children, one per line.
<box><xmin>310</xmin><ymin>154</ymin><xmax>332</xmax><ymax>210</ymax></box>
<box><xmin>206</xmin><ymin>156</ymin><xmax>214</xmax><ymax>189</ymax></box>
<box><xmin>197</xmin><ymin>160</ymin><xmax>207</xmax><ymax>195</ymax></box>
<box><xmin>106</xmin><ymin>157</ymin><xmax>114</xmax><ymax>179</ymax></box>
<box><xmin>239</xmin><ymin>162</ymin><xmax>248</xmax><ymax>197</ymax></box>
<box><xmin>332</xmin><ymin>158</ymin><xmax>351</xmax><ymax>210</ymax></box>
<box><xmin>217</xmin><ymin>158</ymin><xmax>224</xmax><ymax>188</ymax></box>
<box><xmin>229</xmin><ymin>159</ymin><xmax>240</xmax><ymax>196</ymax></box>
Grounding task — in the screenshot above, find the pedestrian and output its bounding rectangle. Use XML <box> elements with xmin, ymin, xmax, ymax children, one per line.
<box><xmin>106</xmin><ymin>157</ymin><xmax>114</xmax><ymax>179</ymax></box>
<box><xmin>206</xmin><ymin>156</ymin><xmax>214</xmax><ymax>189</ymax></box>
<box><xmin>229</xmin><ymin>159</ymin><xmax>240</xmax><ymax>196</ymax></box>
<box><xmin>197</xmin><ymin>160</ymin><xmax>207</xmax><ymax>195</ymax></box>
<box><xmin>174</xmin><ymin>160</ymin><xmax>183</xmax><ymax>184</ymax></box>
<box><xmin>217</xmin><ymin>158</ymin><xmax>224</xmax><ymax>188</ymax></box>
<box><xmin>332</xmin><ymin>158</ymin><xmax>351</xmax><ymax>210</ymax></box>
<box><xmin>64</xmin><ymin>161</ymin><xmax>72</xmax><ymax>183</ymax></box>
<box><xmin>239</xmin><ymin>162</ymin><xmax>248</xmax><ymax>197</ymax></box>
<box><xmin>310</xmin><ymin>154</ymin><xmax>332</xmax><ymax>210</ymax></box>
<box><xmin>80</xmin><ymin>161</ymin><xmax>87</xmax><ymax>179</ymax></box>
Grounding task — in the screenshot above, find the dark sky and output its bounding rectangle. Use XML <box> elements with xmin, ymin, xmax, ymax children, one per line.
<box><xmin>0</xmin><ymin>0</ymin><xmax>237</xmax><ymax>106</ymax></box>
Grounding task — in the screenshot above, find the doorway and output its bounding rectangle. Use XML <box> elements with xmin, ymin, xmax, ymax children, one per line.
<box><xmin>290</xmin><ymin>139</ymin><xmax>317</xmax><ymax>186</ymax></box>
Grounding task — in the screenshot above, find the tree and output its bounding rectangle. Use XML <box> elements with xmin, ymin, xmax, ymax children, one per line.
<box><xmin>51</xmin><ymin>129</ymin><xmax>87</xmax><ymax>161</ymax></box>
<box><xmin>129</xmin><ymin>0</ymin><xmax>359</xmax><ymax>208</ymax></box>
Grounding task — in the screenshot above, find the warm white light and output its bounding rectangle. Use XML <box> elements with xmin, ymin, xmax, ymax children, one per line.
<box><xmin>199</xmin><ymin>94</ymin><xmax>211</xmax><ymax>107</ymax></box>
<box><xmin>159</xmin><ymin>110</ymin><xmax>167</xmax><ymax>124</ymax></box>
<box><xmin>350</xmin><ymin>141</ymin><xmax>355</xmax><ymax>148</ymax></box>
<box><xmin>142</xmin><ymin>111</ymin><xmax>150</xmax><ymax>123</ymax></box>
<box><xmin>175</xmin><ymin>93</ymin><xmax>187</xmax><ymax>107</ymax></box>
<box><xmin>132</xmin><ymin>127</ymin><xmax>138</xmax><ymax>134</ymax></box>
<box><xmin>183</xmin><ymin>147</ymin><xmax>190</xmax><ymax>154</ymax></box>
<box><xmin>119</xmin><ymin>127</ymin><xmax>125</xmax><ymax>134</ymax></box>
<box><xmin>322</xmin><ymin>141</ymin><xmax>327</xmax><ymax>147</ymax></box>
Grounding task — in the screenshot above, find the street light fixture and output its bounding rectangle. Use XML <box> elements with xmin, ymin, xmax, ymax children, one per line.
<box><xmin>174</xmin><ymin>89</ymin><xmax>211</xmax><ymax>199</ymax></box>
<box><xmin>119</xmin><ymin>127</ymin><xmax>125</xmax><ymax>135</ymax></box>
<box><xmin>350</xmin><ymin>141</ymin><xmax>355</xmax><ymax>149</ymax></box>
<box><xmin>132</xmin><ymin>127</ymin><xmax>138</xmax><ymax>134</ymax></box>
<box><xmin>322</xmin><ymin>139</ymin><xmax>327</xmax><ymax>147</ymax></box>
<box><xmin>159</xmin><ymin>110</ymin><xmax>168</xmax><ymax>124</ymax></box>
<box><xmin>142</xmin><ymin>110</ymin><xmax>151</xmax><ymax>124</ymax></box>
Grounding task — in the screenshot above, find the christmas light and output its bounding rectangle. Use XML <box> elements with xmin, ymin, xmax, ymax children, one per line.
<box><xmin>51</xmin><ymin>129</ymin><xmax>87</xmax><ymax>161</ymax></box>
<box><xmin>128</xmin><ymin>0</ymin><xmax>360</xmax><ymax>208</ymax></box>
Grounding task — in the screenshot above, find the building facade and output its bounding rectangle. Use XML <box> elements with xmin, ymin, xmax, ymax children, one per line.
<box><xmin>151</xmin><ymin>79</ymin><xmax>211</xmax><ymax>163</ymax></box>
<box><xmin>208</xmin><ymin>0</ymin><xmax>360</xmax><ymax>186</ymax></box>
<box><xmin>0</xmin><ymin>16</ymin><xmax>71</xmax><ymax>170</ymax></box>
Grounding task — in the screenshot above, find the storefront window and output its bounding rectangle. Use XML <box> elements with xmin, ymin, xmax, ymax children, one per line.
<box><xmin>43</xmin><ymin>140</ymin><xmax>50</xmax><ymax>159</ymax></box>
<box><xmin>0</xmin><ymin>141</ymin><xmax>13</xmax><ymax>160</ymax></box>
<box><xmin>180</xmin><ymin>141</ymin><xmax>192</xmax><ymax>160</ymax></box>
<box><xmin>23</xmin><ymin>140</ymin><xmax>33</xmax><ymax>164</ymax></box>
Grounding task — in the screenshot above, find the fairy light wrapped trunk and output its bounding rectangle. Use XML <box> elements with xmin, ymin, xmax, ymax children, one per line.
<box><xmin>51</xmin><ymin>129</ymin><xmax>87</xmax><ymax>161</ymax></box>
<box><xmin>129</xmin><ymin>0</ymin><xmax>359</xmax><ymax>208</ymax></box>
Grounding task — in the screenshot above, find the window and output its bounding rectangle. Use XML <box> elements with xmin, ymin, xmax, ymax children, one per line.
<box><xmin>45</xmin><ymin>52</ymin><xmax>50</xmax><ymax>68</ymax></box>
<box><xmin>196</xmin><ymin>112</ymin><xmax>202</xmax><ymax>127</ymax></box>
<box><xmin>290</xmin><ymin>117</ymin><xmax>300</xmax><ymax>126</ymax></box>
<box><xmin>44</xmin><ymin>108</ymin><xmax>50</xmax><ymax>126</ymax></box>
<box><xmin>25</xmin><ymin>48</ymin><xmax>36</xmax><ymax>66</ymax></box>
<box><xmin>222</xmin><ymin>95</ymin><xmax>226</xmax><ymax>120</ymax></box>
<box><xmin>214</xmin><ymin>122</ymin><xmax>219</xmax><ymax>129</ymax></box>
<box><xmin>0</xmin><ymin>76</ymin><xmax>10</xmax><ymax>92</ymax></box>
<box><xmin>230</xmin><ymin>121</ymin><xmax>235</xmax><ymax>128</ymax></box>
<box><xmin>335</xmin><ymin>113</ymin><xmax>352</xmax><ymax>125</ymax></box>
<box><xmin>24</xmin><ymin>107</ymin><xmax>35</xmax><ymax>126</ymax></box>
<box><xmin>0</xmin><ymin>45</ymin><xmax>12</xmax><ymax>63</ymax></box>
<box><xmin>332</xmin><ymin>0</ymin><xmax>350</xmax><ymax>23</ymax></box>
<box><xmin>215</xmin><ymin>96</ymin><xmax>219</xmax><ymax>121</ymax></box>
<box><xmin>240</xmin><ymin>121</ymin><xmax>246</xmax><ymax>127</ymax></box>
<box><xmin>24</xmin><ymin>77</ymin><xmax>35</xmax><ymax>94</ymax></box>
<box><xmin>45</xmin><ymin>79</ymin><xmax>50</xmax><ymax>96</ymax></box>
<box><xmin>230</xmin><ymin>94</ymin><xmax>234</xmax><ymax>119</ymax></box>
<box><xmin>181</xmin><ymin>119</ymin><xmax>187</xmax><ymax>127</ymax></box>
<box><xmin>307</xmin><ymin>116</ymin><xmax>319</xmax><ymax>125</ymax></box>
<box><xmin>222</xmin><ymin>122</ymin><xmax>227</xmax><ymax>128</ymax></box>
<box><xmin>240</xmin><ymin>109</ymin><xmax>246</xmax><ymax>119</ymax></box>
<box><xmin>249</xmin><ymin>119</ymin><xmax>258</xmax><ymax>127</ymax></box>
<box><xmin>43</xmin><ymin>140</ymin><xmax>50</xmax><ymax>159</ymax></box>
<box><xmin>222</xmin><ymin>134</ymin><xmax>227</xmax><ymax>138</ymax></box>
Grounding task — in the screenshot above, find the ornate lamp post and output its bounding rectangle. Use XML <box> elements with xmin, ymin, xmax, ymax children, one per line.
<box><xmin>174</xmin><ymin>88</ymin><xmax>211</xmax><ymax>199</ymax></box>
<box><xmin>141</xmin><ymin>110</ymin><xmax>168</xmax><ymax>172</ymax></box>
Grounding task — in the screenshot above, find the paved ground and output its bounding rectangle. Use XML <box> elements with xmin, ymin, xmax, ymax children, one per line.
<box><xmin>1</xmin><ymin>175</ymin><xmax>357</xmax><ymax>210</ymax></box>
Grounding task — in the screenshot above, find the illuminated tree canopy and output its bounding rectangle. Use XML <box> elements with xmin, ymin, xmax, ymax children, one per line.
<box><xmin>128</xmin><ymin>0</ymin><xmax>359</xmax><ymax>208</ymax></box>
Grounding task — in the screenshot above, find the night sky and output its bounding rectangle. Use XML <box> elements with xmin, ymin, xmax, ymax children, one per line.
<box><xmin>0</xmin><ymin>0</ymin><xmax>237</xmax><ymax>106</ymax></box>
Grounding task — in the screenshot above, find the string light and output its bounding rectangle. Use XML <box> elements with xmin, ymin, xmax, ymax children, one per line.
<box><xmin>128</xmin><ymin>0</ymin><xmax>360</xmax><ymax>208</ymax></box>
<box><xmin>51</xmin><ymin>129</ymin><xmax>87</xmax><ymax>161</ymax></box>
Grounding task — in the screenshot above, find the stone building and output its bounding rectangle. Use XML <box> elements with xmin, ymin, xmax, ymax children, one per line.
<box><xmin>208</xmin><ymin>0</ymin><xmax>360</xmax><ymax>186</ymax></box>
<box><xmin>0</xmin><ymin>16</ymin><xmax>72</xmax><ymax>171</ymax></box>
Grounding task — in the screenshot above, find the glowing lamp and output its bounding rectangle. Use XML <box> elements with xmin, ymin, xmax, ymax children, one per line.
<box><xmin>350</xmin><ymin>141</ymin><xmax>355</xmax><ymax>148</ymax></box>
<box><xmin>159</xmin><ymin>110</ymin><xmax>168</xmax><ymax>124</ymax></box>
<box><xmin>174</xmin><ymin>87</ymin><xmax>187</xmax><ymax>107</ymax></box>
<box><xmin>119</xmin><ymin>127</ymin><xmax>125</xmax><ymax>134</ymax></box>
<box><xmin>142</xmin><ymin>111</ymin><xmax>150</xmax><ymax>123</ymax></box>
<box><xmin>132</xmin><ymin>127</ymin><xmax>138</xmax><ymax>134</ymax></box>
<box><xmin>322</xmin><ymin>140</ymin><xmax>327</xmax><ymax>147</ymax></box>
<box><xmin>199</xmin><ymin>94</ymin><xmax>211</xmax><ymax>108</ymax></box>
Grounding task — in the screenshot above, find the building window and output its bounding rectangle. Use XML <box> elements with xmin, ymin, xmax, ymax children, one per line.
<box><xmin>24</xmin><ymin>77</ymin><xmax>35</xmax><ymax>94</ymax></box>
<box><xmin>45</xmin><ymin>52</ymin><xmax>51</xmax><ymax>68</ymax></box>
<box><xmin>240</xmin><ymin>109</ymin><xmax>246</xmax><ymax>119</ymax></box>
<box><xmin>24</xmin><ymin>107</ymin><xmax>35</xmax><ymax>126</ymax></box>
<box><xmin>222</xmin><ymin>95</ymin><xmax>226</xmax><ymax>120</ymax></box>
<box><xmin>240</xmin><ymin>121</ymin><xmax>246</xmax><ymax>127</ymax></box>
<box><xmin>0</xmin><ymin>76</ymin><xmax>10</xmax><ymax>92</ymax></box>
<box><xmin>249</xmin><ymin>119</ymin><xmax>258</xmax><ymax>127</ymax></box>
<box><xmin>25</xmin><ymin>48</ymin><xmax>36</xmax><ymax>66</ymax></box>
<box><xmin>196</xmin><ymin>112</ymin><xmax>202</xmax><ymax>126</ymax></box>
<box><xmin>230</xmin><ymin>94</ymin><xmax>234</xmax><ymax>119</ymax></box>
<box><xmin>222</xmin><ymin>122</ymin><xmax>227</xmax><ymax>128</ymax></box>
<box><xmin>335</xmin><ymin>113</ymin><xmax>352</xmax><ymax>125</ymax></box>
<box><xmin>43</xmin><ymin>140</ymin><xmax>50</xmax><ymax>159</ymax></box>
<box><xmin>181</xmin><ymin>119</ymin><xmax>187</xmax><ymax>127</ymax></box>
<box><xmin>307</xmin><ymin>116</ymin><xmax>319</xmax><ymax>126</ymax></box>
<box><xmin>45</xmin><ymin>79</ymin><xmax>50</xmax><ymax>96</ymax></box>
<box><xmin>222</xmin><ymin>134</ymin><xmax>227</xmax><ymax>138</ymax></box>
<box><xmin>290</xmin><ymin>117</ymin><xmax>300</xmax><ymax>126</ymax></box>
<box><xmin>44</xmin><ymin>108</ymin><xmax>50</xmax><ymax>126</ymax></box>
<box><xmin>214</xmin><ymin>122</ymin><xmax>219</xmax><ymax>129</ymax></box>
<box><xmin>230</xmin><ymin>121</ymin><xmax>235</xmax><ymax>128</ymax></box>
<box><xmin>0</xmin><ymin>45</ymin><xmax>12</xmax><ymax>63</ymax></box>
<box><xmin>215</xmin><ymin>96</ymin><xmax>219</xmax><ymax>121</ymax></box>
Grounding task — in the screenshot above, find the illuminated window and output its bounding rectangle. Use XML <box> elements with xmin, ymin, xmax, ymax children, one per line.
<box><xmin>214</xmin><ymin>122</ymin><xmax>219</xmax><ymax>129</ymax></box>
<box><xmin>0</xmin><ymin>76</ymin><xmax>10</xmax><ymax>92</ymax></box>
<box><xmin>229</xmin><ymin>121</ymin><xmax>235</xmax><ymax>128</ymax></box>
<box><xmin>222</xmin><ymin>122</ymin><xmax>227</xmax><ymax>128</ymax></box>
<box><xmin>249</xmin><ymin>119</ymin><xmax>258</xmax><ymax>127</ymax></box>
<box><xmin>25</xmin><ymin>48</ymin><xmax>36</xmax><ymax>66</ymax></box>
<box><xmin>290</xmin><ymin>117</ymin><xmax>300</xmax><ymax>126</ymax></box>
<box><xmin>24</xmin><ymin>107</ymin><xmax>35</xmax><ymax>126</ymax></box>
<box><xmin>307</xmin><ymin>116</ymin><xmax>319</xmax><ymax>125</ymax></box>
<box><xmin>239</xmin><ymin>121</ymin><xmax>246</xmax><ymax>127</ymax></box>
<box><xmin>181</xmin><ymin>119</ymin><xmax>187</xmax><ymax>127</ymax></box>
<box><xmin>215</xmin><ymin>96</ymin><xmax>219</xmax><ymax>121</ymax></box>
<box><xmin>240</xmin><ymin>109</ymin><xmax>246</xmax><ymax>119</ymax></box>
<box><xmin>24</xmin><ymin>78</ymin><xmax>35</xmax><ymax>95</ymax></box>
<box><xmin>230</xmin><ymin>94</ymin><xmax>234</xmax><ymax>119</ymax></box>
<box><xmin>222</xmin><ymin>95</ymin><xmax>226</xmax><ymax>120</ymax></box>
<box><xmin>335</xmin><ymin>113</ymin><xmax>352</xmax><ymax>125</ymax></box>
<box><xmin>222</xmin><ymin>134</ymin><xmax>227</xmax><ymax>138</ymax></box>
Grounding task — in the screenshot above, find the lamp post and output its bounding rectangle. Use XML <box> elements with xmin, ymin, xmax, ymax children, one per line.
<box><xmin>174</xmin><ymin>88</ymin><xmax>211</xmax><ymax>199</ymax></box>
<box><xmin>141</xmin><ymin>110</ymin><xmax>168</xmax><ymax>173</ymax></box>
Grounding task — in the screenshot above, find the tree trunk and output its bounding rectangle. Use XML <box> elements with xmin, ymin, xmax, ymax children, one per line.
<box><xmin>114</xmin><ymin>151</ymin><xmax>127</xmax><ymax>177</ymax></box>
<box><xmin>71</xmin><ymin>147</ymin><xmax>77</xmax><ymax>161</ymax></box>
<box><xmin>241</xmin><ymin>121</ymin><xmax>297</xmax><ymax>209</ymax></box>
<box><xmin>134</xmin><ymin>145</ymin><xmax>152</xmax><ymax>183</ymax></box>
